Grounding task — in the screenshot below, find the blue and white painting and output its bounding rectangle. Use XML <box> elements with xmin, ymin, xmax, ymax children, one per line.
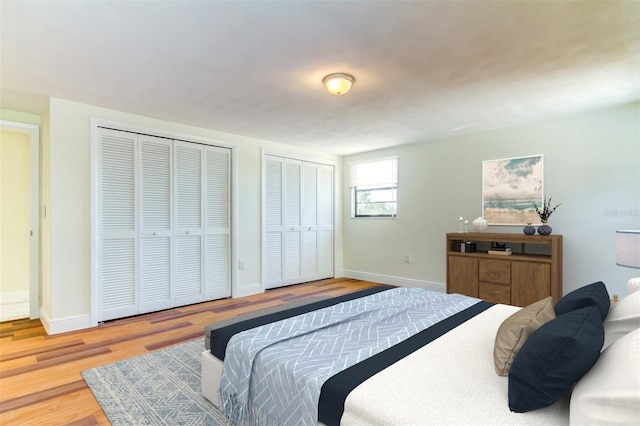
<box><xmin>483</xmin><ymin>155</ymin><xmax>543</xmax><ymax>225</ymax></box>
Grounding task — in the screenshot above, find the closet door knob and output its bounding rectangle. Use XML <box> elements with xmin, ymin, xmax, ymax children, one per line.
<box><xmin>153</xmin><ymin>232</ymin><xmax>158</xmax><ymax>236</ymax></box>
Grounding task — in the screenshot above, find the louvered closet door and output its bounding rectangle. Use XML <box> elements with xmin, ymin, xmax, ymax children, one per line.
<box><xmin>264</xmin><ymin>155</ymin><xmax>284</xmax><ymax>288</ymax></box>
<box><xmin>317</xmin><ymin>163</ymin><xmax>334</xmax><ymax>278</ymax></box>
<box><xmin>284</xmin><ymin>159</ymin><xmax>302</xmax><ymax>283</ymax></box>
<box><xmin>98</xmin><ymin>128</ymin><xmax>138</xmax><ymax>321</ymax></box>
<box><xmin>301</xmin><ymin>163</ymin><xmax>318</xmax><ymax>278</ymax></box>
<box><xmin>174</xmin><ymin>141</ymin><xmax>204</xmax><ymax>305</ymax></box>
<box><xmin>139</xmin><ymin>135</ymin><xmax>173</xmax><ymax>313</ymax></box>
<box><xmin>263</xmin><ymin>155</ymin><xmax>334</xmax><ymax>290</ymax></box>
<box><xmin>204</xmin><ymin>146</ymin><xmax>231</xmax><ymax>300</ymax></box>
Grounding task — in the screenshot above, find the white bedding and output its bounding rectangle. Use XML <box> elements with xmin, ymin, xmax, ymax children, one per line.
<box><xmin>202</xmin><ymin>303</ymin><xmax>569</xmax><ymax>425</ymax></box>
<box><xmin>341</xmin><ymin>304</ymin><xmax>569</xmax><ymax>425</ymax></box>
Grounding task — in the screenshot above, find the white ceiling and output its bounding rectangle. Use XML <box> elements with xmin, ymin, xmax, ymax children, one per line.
<box><xmin>1</xmin><ymin>0</ymin><xmax>639</xmax><ymax>155</ymax></box>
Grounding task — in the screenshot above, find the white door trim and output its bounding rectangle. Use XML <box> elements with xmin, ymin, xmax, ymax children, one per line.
<box><xmin>0</xmin><ymin>120</ymin><xmax>40</xmax><ymax>319</ymax></box>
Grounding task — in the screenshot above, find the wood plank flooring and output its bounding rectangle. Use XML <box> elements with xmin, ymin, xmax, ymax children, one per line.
<box><xmin>0</xmin><ymin>278</ymin><xmax>388</xmax><ymax>425</ymax></box>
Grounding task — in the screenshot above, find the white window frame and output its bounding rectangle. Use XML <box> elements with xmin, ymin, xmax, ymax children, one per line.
<box><xmin>349</xmin><ymin>157</ymin><xmax>398</xmax><ymax>218</ymax></box>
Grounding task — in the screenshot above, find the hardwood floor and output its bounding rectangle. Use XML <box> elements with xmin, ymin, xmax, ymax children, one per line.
<box><xmin>0</xmin><ymin>278</ymin><xmax>388</xmax><ymax>425</ymax></box>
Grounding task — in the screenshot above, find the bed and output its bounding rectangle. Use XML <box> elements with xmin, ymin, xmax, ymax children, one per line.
<box><xmin>201</xmin><ymin>283</ymin><xmax>640</xmax><ymax>425</ymax></box>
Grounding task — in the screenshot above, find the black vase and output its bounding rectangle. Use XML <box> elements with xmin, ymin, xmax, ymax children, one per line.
<box><xmin>523</xmin><ymin>224</ymin><xmax>536</xmax><ymax>235</ymax></box>
<box><xmin>537</xmin><ymin>223</ymin><xmax>552</xmax><ymax>236</ymax></box>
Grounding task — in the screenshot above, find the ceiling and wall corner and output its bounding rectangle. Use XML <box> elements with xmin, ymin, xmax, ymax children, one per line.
<box><xmin>1</xmin><ymin>1</ymin><xmax>639</xmax><ymax>155</ymax></box>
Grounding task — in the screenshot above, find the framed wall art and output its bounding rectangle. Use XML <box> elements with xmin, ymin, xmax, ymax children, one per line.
<box><xmin>482</xmin><ymin>155</ymin><xmax>543</xmax><ymax>225</ymax></box>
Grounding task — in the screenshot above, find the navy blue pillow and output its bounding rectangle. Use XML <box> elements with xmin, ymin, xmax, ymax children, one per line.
<box><xmin>554</xmin><ymin>281</ymin><xmax>610</xmax><ymax>320</ymax></box>
<box><xmin>508</xmin><ymin>306</ymin><xmax>604</xmax><ymax>413</ymax></box>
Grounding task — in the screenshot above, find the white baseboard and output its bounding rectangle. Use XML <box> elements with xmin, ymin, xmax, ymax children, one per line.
<box><xmin>0</xmin><ymin>290</ymin><xmax>29</xmax><ymax>321</ymax></box>
<box><xmin>39</xmin><ymin>307</ymin><xmax>93</xmax><ymax>335</ymax></box>
<box><xmin>343</xmin><ymin>270</ymin><xmax>445</xmax><ymax>293</ymax></box>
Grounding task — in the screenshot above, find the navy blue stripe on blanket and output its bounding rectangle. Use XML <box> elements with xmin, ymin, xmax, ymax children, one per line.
<box><xmin>209</xmin><ymin>286</ymin><xmax>391</xmax><ymax>360</ymax></box>
<box><xmin>317</xmin><ymin>300</ymin><xmax>494</xmax><ymax>426</ymax></box>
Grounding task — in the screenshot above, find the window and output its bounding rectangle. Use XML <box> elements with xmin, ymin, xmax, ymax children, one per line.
<box><xmin>349</xmin><ymin>157</ymin><xmax>398</xmax><ymax>217</ymax></box>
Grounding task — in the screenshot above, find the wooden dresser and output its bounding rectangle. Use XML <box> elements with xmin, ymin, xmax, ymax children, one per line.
<box><xmin>446</xmin><ymin>232</ymin><xmax>562</xmax><ymax>307</ymax></box>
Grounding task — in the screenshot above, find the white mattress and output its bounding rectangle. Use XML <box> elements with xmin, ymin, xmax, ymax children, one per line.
<box><xmin>341</xmin><ymin>304</ymin><xmax>569</xmax><ymax>425</ymax></box>
<box><xmin>202</xmin><ymin>304</ymin><xmax>570</xmax><ymax>425</ymax></box>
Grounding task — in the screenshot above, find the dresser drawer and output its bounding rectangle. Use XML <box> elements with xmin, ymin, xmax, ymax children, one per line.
<box><xmin>479</xmin><ymin>282</ymin><xmax>511</xmax><ymax>304</ymax></box>
<box><xmin>479</xmin><ymin>259</ymin><xmax>511</xmax><ymax>284</ymax></box>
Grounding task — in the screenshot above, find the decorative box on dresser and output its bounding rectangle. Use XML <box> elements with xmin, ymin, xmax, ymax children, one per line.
<box><xmin>446</xmin><ymin>233</ymin><xmax>562</xmax><ymax>307</ymax></box>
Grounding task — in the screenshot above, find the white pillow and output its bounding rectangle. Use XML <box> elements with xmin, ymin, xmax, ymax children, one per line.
<box><xmin>603</xmin><ymin>290</ymin><xmax>640</xmax><ymax>350</ymax></box>
<box><xmin>570</xmin><ymin>328</ymin><xmax>640</xmax><ymax>425</ymax></box>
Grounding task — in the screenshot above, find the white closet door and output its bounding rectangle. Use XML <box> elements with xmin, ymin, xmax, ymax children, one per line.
<box><xmin>317</xmin><ymin>163</ymin><xmax>334</xmax><ymax>278</ymax></box>
<box><xmin>301</xmin><ymin>163</ymin><xmax>318</xmax><ymax>278</ymax></box>
<box><xmin>139</xmin><ymin>135</ymin><xmax>173</xmax><ymax>313</ymax></box>
<box><xmin>264</xmin><ymin>155</ymin><xmax>284</xmax><ymax>288</ymax></box>
<box><xmin>98</xmin><ymin>128</ymin><xmax>138</xmax><ymax>321</ymax></box>
<box><xmin>174</xmin><ymin>141</ymin><xmax>204</xmax><ymax>305</ymax></box>
<box><xmin>96</xmin><ymin>127</ymin><xmax>233</xmax><ymax>322</ymax></box>
<box><xmin>263</xmin><ymin>155</ymin><xmax>334</xmax><ymax>290</ymax></box>
<box><xmin>284</xmin><ymin>159</ymin><xmax>302</xmax><ymax>282</ymax></box>
<box><xmin>204</xmin><ymin>146</ymin><xmax>231</xmax><ymax>300</ymax></box>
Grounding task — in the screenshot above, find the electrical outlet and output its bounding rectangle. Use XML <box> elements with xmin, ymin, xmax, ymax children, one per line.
<box><xmin>238</xmin><ymin>260</ymin><xmax>245</xmax><ymax>271</ymax></box>
<box><xmin>404</xmin><ymin>254</ymin><xmax>412</xmax><ymax>263</ymax></box>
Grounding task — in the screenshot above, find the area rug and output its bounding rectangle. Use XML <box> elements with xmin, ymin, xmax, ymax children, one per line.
<box><xmin>82</xmin><ymin>338</ymin><xmax>229</xmax><ymax>425</ymax></box>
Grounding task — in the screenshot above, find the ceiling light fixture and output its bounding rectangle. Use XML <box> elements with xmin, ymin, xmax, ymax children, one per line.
<box><xmin>323</xmin><ymin>73</ymin><xmax>354</xmax><ymax>95</ymax></box>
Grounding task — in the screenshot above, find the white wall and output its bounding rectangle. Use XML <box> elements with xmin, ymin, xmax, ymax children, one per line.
<box><xmin>3</xmin><ymin>100</ymin><xmax>637</xmax><ymax>332</ymax></box>
<box><xmin>38</xmin><ymin>98</ymin><xmax>342</xmax><ymax>333</ymax></box>
<box><xmin>343</xmin><ymin>103</ymin><xmax>640</xmax><ymax>298</ymax></box>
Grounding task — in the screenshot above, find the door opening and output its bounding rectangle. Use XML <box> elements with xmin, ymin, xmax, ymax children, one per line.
<box><xmin>0</xmin><ymin>121</ymin><xmax>40</xmax><ymax>321</ymax></box>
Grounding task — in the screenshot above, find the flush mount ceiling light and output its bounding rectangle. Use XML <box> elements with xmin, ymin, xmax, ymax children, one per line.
<box><xmin>323</xmin><ymin>73</ymin><xmax>355</xmax><ymax>95</ymax></box>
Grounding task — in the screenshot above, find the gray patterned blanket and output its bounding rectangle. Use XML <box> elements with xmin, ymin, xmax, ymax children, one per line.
<box><xmin>218</xmin><ymin>288</ymin><xmax>480</xmax><ymax>425</ymax></box>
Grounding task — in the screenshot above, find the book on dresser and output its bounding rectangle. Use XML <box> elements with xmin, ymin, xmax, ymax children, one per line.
<box><xmin>488</xmin><ymin>248</ymin><xmax>512</xmax><ymax>255</ymax></box>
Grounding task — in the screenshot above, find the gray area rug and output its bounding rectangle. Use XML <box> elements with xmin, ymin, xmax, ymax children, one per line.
<box><xmin>82</xmin><ymin>338</ymin><xmax>229</xmax><ymax>425</ymax></box>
